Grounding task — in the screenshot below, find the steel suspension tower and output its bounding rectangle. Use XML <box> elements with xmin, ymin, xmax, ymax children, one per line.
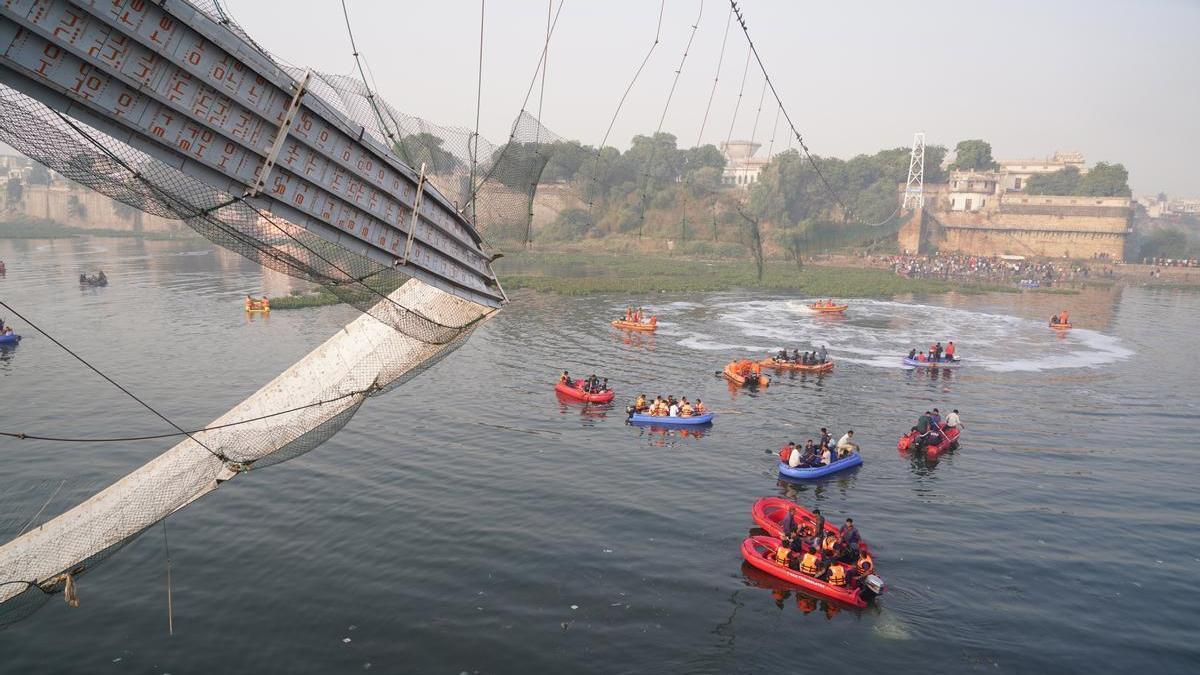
<box><xmin>903</xmin><ymin>132</ymin><xmax>926</xmax><ymax>210</ymax></box>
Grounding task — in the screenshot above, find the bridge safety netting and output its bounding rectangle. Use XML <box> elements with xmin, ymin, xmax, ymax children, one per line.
<box><xmin>0</xmin><ymin>0</ymin><xmax>560</xmax><ymax>626</ymax></box>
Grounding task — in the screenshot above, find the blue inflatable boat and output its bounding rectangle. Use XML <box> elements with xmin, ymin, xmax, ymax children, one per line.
<box><xmin>902</xmin><ymin>357</ymin><xmax>962</xmax><ymax>368</ymax></box>
<box><xmin>0</xmin><ymin>334</ymin><xmax>20</xmax><ymax>345</ymax></box>
<box><xmin>628</xmin><ymin>411</ymin><xmax>715</xmax><ymax>426</ymax></box>
<box><xmin>777</xmin><ymin>452</ymin><xmax>862</xmax><ymax>479</ymax></box>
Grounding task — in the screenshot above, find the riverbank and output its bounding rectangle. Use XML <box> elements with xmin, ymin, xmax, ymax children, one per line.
<box><xmin>493</xmin><ymin>251</ymin><xmax>1017</xmax><ymax>296</ymax></box>
<box><xmin>0</xmin><ymin>219</ymin><xmax>198</xmax><ymax>241</ymax></box>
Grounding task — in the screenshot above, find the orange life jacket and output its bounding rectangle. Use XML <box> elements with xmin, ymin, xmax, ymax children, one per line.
<box><xmin>774</xmin><ymin>546</ymin><xmax>790</xmax><ymax>564</ymax></box>
<box><xmin>822</xmin><ymin>534</ymin><xmax>838</xmax><ymax>555</ymax></box>
<box><xmin>800</xmin><ymin>553</ymin><xmax>820</xmax><ymax>575</ymax></box>
<box><xmin>827</xmin><ymin>564</ymin><xmax>847</xmax><ymax>586</ymax></box>
<box><xmin>779</xmin><ymin>446</ymin><xmax>792</xmax><ymax>463</ymax></box>
<box><xmin>856</xmin><ymin>553</ymin><xmax>874</xmax><ymax>574</ymax></box>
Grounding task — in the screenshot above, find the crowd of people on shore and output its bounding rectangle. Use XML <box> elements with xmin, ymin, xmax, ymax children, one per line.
<box><xmin>773</xmin><ymin>509</ymin><xmax>873</xmax><ymax>586</ymax></box>
<box><xmin>906</xmin><ymin>341</ymin><xmax>956</xmax><ymax>363</ymax></box>
<box><xmin>885</xmin><ymin>253</ymin><xmax>1113</xmax><ymax>286</ymax></box>
<box><xmin>632</xmin><ymin>393</ymin><xmax>706</xmax><ymax>418</ymax></box>
<box><xmin>560</xmin><ymin>371</ymin><xmax>610</xmax><ymax>394</ymax></box>
<box><xmin>768</xmin><ymin>346</ymin><xmax>830</xmax><ymax>366</ymax></box>
<box><xmin>779</xmin><ymin>428</ymin><xmax>859</xmax><ymax>469</ymax></box>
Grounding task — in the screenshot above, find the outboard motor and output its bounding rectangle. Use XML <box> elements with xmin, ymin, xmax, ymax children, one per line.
<box><xmin>862</xmin><ymin>574</ymin><xmax>886</xmax><ymax>598</ymax></box>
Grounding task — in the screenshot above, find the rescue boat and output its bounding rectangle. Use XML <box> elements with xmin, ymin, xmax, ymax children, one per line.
<box><xmin>807</xmin><ymin>302</ymin><xmax>848</xmax><ymax>313</ymax></box>
<box><xmin>0</xmin><ymin>333</ymin><xmax>20</xmax><ymax>345</ymax></box>
<box><xmin>902</xmin><ymin>357</ymin><xmax>961</xmax><ymax>368</ymax></box>
<box><xmin>627</xmin><ymin>411</ymin><xmax>714</xmax><ymax>426</ymax></box>
<box><xmin>554</xmin><ymin>380</ymin><xmax>615</xmax><ymax>403</ymax></box>
<box><xmin>724</xmin><ymin>360</ymin><xmax>770</xmax><ymax>387</ymax></box>
<box><xmin>1049</xmin><ymin>322</ymin><xmax>1072</xmax><ymax>330</ymax></box>
<box><xmin>759</xmin><ymin>358</ymin><xmax>834</xmax><ymax>373</ymax></box>
<box><xmin>245</xmin><ymin>298</ymin><xmax>271</xmax><ymax>313</ymax></box>
<box><xmin>741</xmin><ymin>536</ymin><xmax>879</xmax><ymax>609</ymax></box>
<box><xmin>777</xmin><ymin>452</ymin><xmax>862</xmax><ymax>480</ymax></box>
<box><xmin>611</xmin><ymin>317</ymin><xmax>657</xmax><ymax>332</ymax></box>
<box><xmin>896</xmin><ymin>424</ymin><xmax>960</xmax><ymax>457</ymax></box>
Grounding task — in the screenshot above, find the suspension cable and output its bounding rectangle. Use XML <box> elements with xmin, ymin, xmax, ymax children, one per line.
<box><xmin>470</xmin><ymin>0</ymin><xmax>486</xmax><ymax>226</ymax></box>
<box><xmin>585</xmin><ymin>0</ymin><xmax>667</xmax><ymax>223</ymax></box>
<box><xmin>637</xmin><ymin>0</ymin><xmax>705</xmax><ymax>238</ymax></box>
<box><xmin>0</xmin><ymin>299</ymin><xmax>222</xmax><ymax>459</ymax></box>
<box><xmin>728</xmin><ymin>0</ymin><xmax>857</xmax><ymax>223</ymax></box>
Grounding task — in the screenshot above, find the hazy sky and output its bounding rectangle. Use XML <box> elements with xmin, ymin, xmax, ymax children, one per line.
<box><xmin>167</xmin><ymin>2</ymin><xmax>1200</xmax><ymax>195</ymax></box>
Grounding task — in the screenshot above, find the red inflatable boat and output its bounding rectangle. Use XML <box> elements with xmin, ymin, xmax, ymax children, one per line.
<box><xmin>751</xmin><ymin>497</ymin><xmax>840</xmax><ymax>539</ymax></box>
<box><xmin>897</xmin><ymin>424</ymin><xmax>960</xmax><ymax>457</ymax></box>
<box><xmin>741</xmin><ymin>536</ymin><xmax>877</xmax><ymax>608</ymax></box>
<box><xmin>554</xmin><ymin>380</ymin><xmax>615</xmax><ymax>403</ymax></box>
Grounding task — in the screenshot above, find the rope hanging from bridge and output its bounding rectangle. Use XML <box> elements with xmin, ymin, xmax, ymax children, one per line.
<box><xmin>636</xmin><ymin>0</ymin><xmax>706</xmax><ymax>239</ymax></box>
<box><xmin>585</xmin><ymin>0</ymin><xmax>667</xmax><ymax>227</ymax></box>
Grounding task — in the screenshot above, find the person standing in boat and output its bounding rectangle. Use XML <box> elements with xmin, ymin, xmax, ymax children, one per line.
<box><xmin>560</xmin><ymin>370</ymin><xmax>570</xmax><ymax>385</ymax></box>
<box><xmin>838</xmin><ymin>519</ymin><xmax>861</xmax><ymax>558</ymax></box>
<box><xmin>934</xmin><ymin>342</ymin><xmax>944</xmax><ymax>361</ymax></box>
<box><xmin>908</xmin><ymin>348</ymin><xmax>917</xmax><ymax>360</ymax></box>
<box><xmin>693</xmin><ymin>399</ymin><xmax>706</xmax><ymax>415</ymax></box>
<box><xmin>945</xmin><ymin>341</ymin><xmax>956</xmax><ymax>361</ymax></box>
<box><xmin>930</xmin><ymin>409</ymin><xmax>943</xmax><ymax>426</ymax></box>
<box><xmin>915</xmin><ymin>412</ymin><xmax>932</xmax><ymax>447</ymax></box>
<box><xmin>818</xmin><ymin>345</ymin><xmax>828</xmax><ymax>363</ymax></box>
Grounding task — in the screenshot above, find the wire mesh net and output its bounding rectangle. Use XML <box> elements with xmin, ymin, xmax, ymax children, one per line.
<box><xmin>0</xmin><ymin>0</ymin><xmax>562</xmax><ymax>623</ymax></box>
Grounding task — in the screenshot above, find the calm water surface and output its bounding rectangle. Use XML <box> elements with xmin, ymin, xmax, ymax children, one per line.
<box><xmin>0</xmin><ymin>238</ymin><xmax>1197</xmax><ymax>673</ymax></box>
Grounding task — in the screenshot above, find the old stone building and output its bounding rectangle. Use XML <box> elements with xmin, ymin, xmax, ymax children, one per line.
<box><xmin>899</xmin><ymin>152</ymin><xmax>1131</xmax><ymax>260</ymax></box>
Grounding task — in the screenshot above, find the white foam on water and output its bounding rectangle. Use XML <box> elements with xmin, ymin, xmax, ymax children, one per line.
<box><xmin>675</xmin><ymin>332</ymin><xmax>770</xmax><ymax>353</ymax></box>
<box><xmin>704</xmin><ymin>297</ymin><xmax>1133</xmax><ymax>373</ymax></box>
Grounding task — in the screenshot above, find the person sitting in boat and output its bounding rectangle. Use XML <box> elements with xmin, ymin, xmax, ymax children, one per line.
<box><xmin>679</xmin><ymin>398</ymin><xmax>694</xmax><ymax>417</ymax></box>
<box><xmin>930</xmin><ymin>408</ymin><xmax>942</xmax><ymax>426</ymax></box>
<box><xmin>791</xmin><ymin>348</ymin><xmax>801</xmax><ymax>363</ymax></box>
<box><xmin>786</xmin><ymin>442</ymin><xmax>805</xmax><ymax>469</ymax></box>
<box><xmin>776</xmin><ymin>348</ymin><xmax>789</xmax><ymax>362</ymax></box>
<box><xmin>1059</xmin><ymin>310</ymin><xmax>1069</xmax><ymax>325</ymax></box>
<box><xmin>835</xmin><ymin>430</ymin><xmax>858</xmax><ymax>456</ymax></box>
<box><xmin>3</xmin><ymin>327</ymin><xmax>11</xmax><ymax>336</ymax></box>
<box><xmin>945</xmin><ymin>341</ymin><xmax>956</xmax><ymax>360</ymax></box>
<box><xmin>818</xmin><ymin>445</ymin><xmax>834</xmax><ymax>466</ymax></box>
<box><xmin>560</xmin><ymin>370</ymin><xmax>571</xmax><ymax>385</ymax></box>
<box><xmin>694</xmin><ymin>399</ymin><xmax>706</xmax><ymax>415</ymax></box>
<box><xmin>908</xmin><ymin>348</ymin><xmax>917</xmax><ymax>360</ymax></box>
<box><xmin>667</xmin><ymin>399</ymin><xmax>680</xmax><ymax>417</ymax></box>
<box><xmin>945</xmin><ymin>409</ymin><xmax>962</xmax><ymax>429</ymax></box>
<box><xmin>799</xmin><ymin>440</ymin><xmax>818</xmax><ymax>466</ymax></box>
<box><xmin>601</xmin><ymin>377</ymin><xmax>609</xmax><ymax>391</ymax></box>
<box><xmin>799</xmin><ymin>548</ymin><xmax>828</xmax><ymax>579</ymax></box>
<box><xmin>915</xmin><ymin>413</ymin><xmax>932</xmax><ymax>447</ymax></box>
<box><xmin>634</xmin><ymin>393</ymin><xmax>647</xmax><ymax>411</ymax></box>
<box><xmin>917</xmin><ymin>351</ymin><xmax>927</xmax><ymax>362</ymax></box>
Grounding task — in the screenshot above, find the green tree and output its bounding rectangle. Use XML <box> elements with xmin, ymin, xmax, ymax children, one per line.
<box><xmin>1077</xmin><ymin>162</ymin><xmax>1131</xmax><ymax>197</ymax></box>
<box><xmin>27</xmin><ymin>164</ymin><xmax>51</xmax><ymax>185</ymax></box>
<box><xmin>5</xmin><ymin>177</ymin><xmax>23</xmax><ymax>209</ymax></box>
<box><xmin>1138</xmin><ymin>227</ymin><xmax>1190</xmax><ymax>260</ymax></box>
<box><xmin>541</xmin><ymin>207</ymin><xmax>593</xmax><ymax>242</ymax></box>
<box><xmin>67</xmin><ymin>194</ymin><xmax>87</xmax><ymax>220</ymax></box>
<box><xmin>1025</xmin><ymin>166</ymin><xmax>1082</xmax><ymax>195</ymax></box>
<box><xmin>394</xmin><ymin>133</ymin><xmax>461</xmax><ymax>175</ymax></box>
<box><xmin>948</xmin><ymin>139</ymin><xmax>998</xmax><ymax>171</ymax></box>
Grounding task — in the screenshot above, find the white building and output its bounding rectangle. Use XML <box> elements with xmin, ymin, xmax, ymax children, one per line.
<box><xmin>997</xmin><ymin>151</ymin><xmax>1087</xmax><ymax>192</ymax></box>
<box><xmin>720</xmin><ymin>140</ymin><xmax>770</xmax><ymax>188</ymax></box>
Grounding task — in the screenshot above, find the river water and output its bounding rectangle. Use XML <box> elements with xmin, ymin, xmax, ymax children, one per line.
<box><xmin>0</xmin><ymin>238</ymin><xmax>1197</xmax><ymax>673</ymax></box>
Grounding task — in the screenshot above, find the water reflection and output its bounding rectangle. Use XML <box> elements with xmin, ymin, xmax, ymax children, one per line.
<box><xmin>612</xmin><ymin>330</ymin><xmax>655</xmax><ymax>350</ymax></box>
<box><xmin>554</xmin><ymin>392</ymin><xmax>612</xmax><ymax>421</ymax></box>
<box><xmin>628</xmin><ymin>422</ymin><xmax>709</xmax><ymax>445</ymax></box>
<box><xmin>739</xmin><ymin>562</ymin><xmax>867</xmax><ymax>619</ymax></box>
